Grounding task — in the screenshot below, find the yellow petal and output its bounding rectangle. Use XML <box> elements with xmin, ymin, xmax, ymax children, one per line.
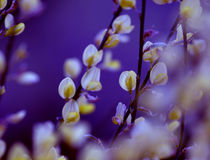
<box><xmin>5</xmin><ymin>23</ymin><xmax>25</xmax><ymax>36</ymax></box>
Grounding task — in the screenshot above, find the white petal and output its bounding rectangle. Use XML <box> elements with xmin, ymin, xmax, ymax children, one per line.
<box><xmin>64</xmin><ymin>58</ymin><xmax>82</xmax><ymax>78</ymax></box>
<box><xmin>17</xmin><ymin>71</ymin><xmax>40</xmax><ymax>85</ymax></box>
<box><xmin>58</xmin><ymin>77</ymin><xmax>76</xmax><ymax>99</ymax></box>
<box><xmin>5</xmin><ymin>14</ymin><xmax>14</xmax><ymax>29</ymax></box>
<box><xmin>119</xmin><ymin>70</ymin><xmax>136</xmax><ymax>92</ymax></box>
<box><xmin>6</xmin><ymin>110</ymin><xmax>26</xmax><ymax>124</ymax></box>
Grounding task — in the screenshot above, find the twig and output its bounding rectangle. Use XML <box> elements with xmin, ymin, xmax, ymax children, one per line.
<box><xmin>0</xmin><ymin>36</ymin><xmax>15</xmax><ymax>103</ymax></box>
<box><xmin>166</xmin><ymin>15</ymin><xmax>180</xmax><ymax>43</ymax></box>
<box><xmin>182</xmin><ymin>18</ymin><xmax>188</xmax><ymax>67</ymax></box>
<box><xmin>72</xmin><ymin>6</ymin><xmax>122</xmax><ymax>100</ymax></box>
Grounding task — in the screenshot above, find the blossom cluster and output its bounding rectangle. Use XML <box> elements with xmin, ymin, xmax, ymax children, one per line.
<box><xmin>1</xmin><ymin>0</ymin><xmax>210</xmax><ymax>160</ymax></box>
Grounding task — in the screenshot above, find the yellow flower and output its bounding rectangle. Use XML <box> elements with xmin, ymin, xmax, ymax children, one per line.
<box><xmin>58</xmin><ymin>77</ymin><xmax>76</xmax><ymax>100</ymax></box>
<box><xmin>112</xmin><ymin>15</ymin><xmax>134</xmax><ymax>34</ymax></box>
<box><xmin>5</xmin><ymin>23</ymin><xmax>25</xmax><ymax>36</ymax></box>
<box><xmin>119</xmin><ymin>0</ymin><xmax>136</xmax><ymax>10</ymax></box>
<box><xmin>0</xmin><ymin>0</ymin><xmax>7</xmax><ymax>10</ymax></box>
<box><xmin>112</xmin><ymin>102</ymin><xmax>126</xmax><ymax>125</ymax></box>
<box><xmin>119</xmin><ymin>70</ymin><xmax>136</xmax><ymax>93</ymax></box>
<box><xmin>82</xmin><ymin>44</ymin><xmax>103</xmax><ymax>67</ymax></box>
<box><xmin>64</xmin><ymin>58</ymin><xmax>82</xmax><ymax>79</ymax></box>
<box><xmin>150</xmin><ymin>62</ymin><xmax>168</xmax><ymax>86</ymax></box>
<box><xmin>62</xmin><ymin>100</ymin><xmax>80</xmax><ymax>124</ymax></box>
<box><xmin>81</xmin><ymin>67</ymin><xmax>102</xmax><ymax>91</ymax></box>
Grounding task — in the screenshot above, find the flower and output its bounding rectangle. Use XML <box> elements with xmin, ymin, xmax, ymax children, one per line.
<box><xmin>112</xmin><ymin>102</ymin><xmax>126</xmax><ymax>125</ymax></box>
<box><xmin>7</xmin><ymin>143</ymin><xmax>31</xmax><ymax>160</ymax></box>
<box><xmin>4</xmin><ymin>14</ymin><xmax>14</xmax><ymax>29</ymax></box>
<box><xmin>188</xmin><ymin>39</ymin><xmax>206</xmax><ymax>56</ymax></box>
<box><xmin>119</xmin><ymin>70</ymin><xmax>136</xmax><ymax>93</ymax></box>
<box><xmin>6</xmin><ymin>110</ymin><xmax>26</xmax><ymax>124</ymax></box>
<box><xmin>82</xmin><ymin>44</ymin><xmax>103</xmax><ymax>68</ymax></box>
<box><xmin>168</xmin><ymin>106</ymin><xmax>182</xmax><ymax>120</ymax></box>
<box><xmin>150</xmin><ymin>62</ymin><xmax>168</xmax><ymax>86</ymax></box>
<box><xmin>119</xmin><ymin>0</ymin><xmax>136</xmax><ymax>9</ymax></box>
<box><xmin>0</xmin><ymin>139</ymin><xmax>6</xmax><ymax>158</ymax></box>
<box><xmin>64</xmin><ymin>58</ymin><xmax>82</xmax><ymax>79</ymax></box>
<box><xmin>78</xmin><ymin>96</ymin><xmax>95</xmax><ymax>114</ymax></box>
<box><xmin>81</xmin><ymin>67</ymin><xmax>102</xmax><ymax>91</ymax></box>
<box><xmin>152</xmin><ymin>0</ymin><xmax>175</xmax><ymax>5</ymax></box>
<box><xmin>62</xmin><ymin>99</ymin><xmax>80</xmax><ymax>124</ymax></box>
<box><xmin>58</xmin><ymin>77</ymin><xmax>76</xmax><ymax>100</ymax></box>
<box><xmin>17</xmin><ymin>71</ymin><xmax>40</xmax><ymax>85</ymax></box>
<box><xmin>5</xmin><ymin>23</ymin><xmax>25</xmax><ymax>36</ymax></box>
<box><xmin>102</xmin><ymin>51</ymin><xmax>121</xmax><ymax>71</ymax></box>
<box><xmin>112</xmin><ymin>15</ymin><xmax>134</xmax><ymax>34</ymax></box>
<box><xmin>0</xmin><ymin>0</ymin><xmax>7</xmax><ymax>10</ymax></box>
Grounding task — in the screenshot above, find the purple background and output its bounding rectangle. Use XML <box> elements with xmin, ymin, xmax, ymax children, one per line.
<box><xmin>0</xmin><ymin>0</ymin><xmax>179</xmax><ymax>147</ymax></box>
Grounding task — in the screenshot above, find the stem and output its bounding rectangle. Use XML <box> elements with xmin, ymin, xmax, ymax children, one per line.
<box><xmin>131</xmin><ymin>0</ymin><xmax>146</xmax><ymax>123</ymax></box>
<box><xmin>72</xmin><ymin>6</ymin><xmax>122</xmax><ymax>100</ymax></box>
<box><xmin>166</xmin><ymin>15</ymin><xmax>180</xmax><ymax>43</ymax></box>
<box><xmin>182</xmin><ymin>19</ymin><xmax>187</xmax><ymax>67</ymax></box>
<box><xmin>0</xmin><ymin>36</ymin><xmax>15</xmax><ymax>103</ymax></box>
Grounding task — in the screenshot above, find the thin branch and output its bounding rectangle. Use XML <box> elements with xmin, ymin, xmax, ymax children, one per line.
<box><xmin>166</xmin><ymin>15</ymin><xmax>180</xmax><ymax>43</ymax></box>
<box><xmin>131</xmin><ymin>0</ymin><xmax>146</xmax><ymax>123</ymax></box>
<box><xmin>182</xmin><ymin>19</ymin><xmax>188</xmax><ymax>67</ymax></box>
<box><xmin>0</xmin><ymin>36</ymin><xmax>15</xmax><ymax>103</ymax></box>
<box><xmin>72</xmin><ymin>6</ymin><xmax>122</xmax><ymax>100</ymax></box>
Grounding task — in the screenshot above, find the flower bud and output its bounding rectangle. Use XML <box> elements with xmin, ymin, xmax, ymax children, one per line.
<box><xmin>5</xmin><ymin>23</ymin><xmax>25</xmax><ymax>36</ymax></box>
<box><xmin>112</xmin><ymin>102</ymin><xmax>126</xmax><ymax>125</ymax></box>
<box><xmin>119</xmin><ymin>70</ymin><xmax>136</xmax><ymax>93</ymax></box>
<box><xmin>119</xmin><ymin>0</ymin><xmax>136</xmax><ymax>10</ymax></box>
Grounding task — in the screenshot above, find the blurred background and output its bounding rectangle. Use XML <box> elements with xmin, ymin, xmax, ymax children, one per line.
<box><xmin>0</xmin><ymin>0</ymin><xmax>179</xmax><ymax>148</ymax></box>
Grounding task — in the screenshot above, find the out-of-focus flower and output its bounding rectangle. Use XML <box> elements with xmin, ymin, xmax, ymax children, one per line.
<box><xmin>167</xmin><ymin>120</ymin><xmax>180</xmax><ymax>132</ymax></box>
<box><xmin>7</xmin><ymin>143</ymin><xmax>31</xmax><ymax>160</ymax></box>
<box><xmin>64</xmin><ymin>58</ymin><xmax>82</xmax><ymax>79</ymax></box>
<box><xmin>6</xmin><ymin>110</ymin><xmax>26</xmax><ymax>124</ymax></box>
<box><xmin>0</xmin><ymin>0</ymin><xmax>7</xmax><ymax>10</ymax></box>
<box><xmin>33</xmin><ymin>121</ymin><xmax>57</xmax><ymax>157</ymax></box>
<box><xmin>0</xmin><ymin>124</ymin><xmax>6</xmax><ymax>138</ymax></box>
<box><xmin>19</xmin><ymin>0</ymin><xmax>44</xmax><ymax>18</ymax></box>
<box><xmin>58</xmin><ymin>77</ymin><xmax>76</xmax><ymax>100</ymax></box>
<box><xmin>78</xmin><ymin>96</ymin><xmax>95</xmax><ymax>114</ymax></box>
<box><xmin>79</xmin><ymin>143</ymin><xmax>108</xmax><ymax>160</ymax></box>
<box><xmin>180</xmin><ymin>0</ymin><xmax>202</xmax><ymax>19</ymax></box>
<box><xmin>118</xmin><ymin>0</ymin><xmax>136</xmax><ymax>10</ymax></box>
<box><xmin>152</xmin><ymin>0</ymin><xmax>175</xmax><ymax>5</ymax></box>
<box><xmin>104</xmin><ymin>34</ymin><xmax>119</xmax><ymax>48</ymax></box>
<box><xmin>82</xmin><ymin>44</ymin><xmax>103</xmax><ymax>68</ymax></box>
<box><xmin>112</xmin><ymin>15</ymin><xmax>134</xmax><ymax>34</ymax></box>
<box><xmin>0</xmin><ymin>139</ymin><xmax>6</xmax><ymax>158</ymax></box>
<box><xmin>101</xmin><ymin>51</ymin><xmax>121</xmax><ymax>71</ymax></box>
<box><xmin>5</xmin><ymin>23</ymin><xmax>25</xmax><ymax>36</ymax></box>
<box><xmin>173</xmin><ymin>24</ymin><xmax>193</xmax><ymax>43</ymax></box>
<box><xmin>150</xmin><ymin>62</ymin><xmax>168</xmax><ymax>86</ymax></box>
<box><xmin>188</xmin><ymin>39</ymin><xmax>206</xmax><ymax>56</ymax></box>
<box><xmin>112</xmin><ymin>102</ymin><xmax>126</xmax><ymax>125</ymax></box>
<box><xmin>15</xmin><ymin>43</ymin><xmax>28</xmax><ymax>61</ymax></box>
<box><xmin>0</xmin><ymin>51</ymin><xmax>5</xmax><ymax>74</ymax></box>
<box><xmin>60</xmin><ymin>122</ymin><xmax>90</xmax><ymax>147</ymax></box>
<box><xmin>169</xmin><ymin>106</ymin><xmax>182</xmax><ymax>121</ymax></box>
<box><xmin>81</xmin><ymin>67</ymin><xmax>102</xmax><ymax>91</ymax></box>
<box><xmin>62</xmin><ymin>99</ymin><xmax>80</xmax><ymax>124</ymax></box>
<box><xmin>47</xmin><ymin>147</ymin><xmax>66</xmax><ymax>160</ymax></box>
<box><xmin>119</xmin><ymin>70</ymin><xmax>136</xmax><ymax>93</ymax></box>
<box><xmin>17</xmin><ymin>71</ymin><xmax>40</xmax><ymax>85</ymax></box>
<box><xmin>4</xmin><ymin>14</ymin><xmax>15</xmax><ymax>29</ymax></box>
<box><xmin>143</xmin><ymin>41</ymin><xmax>162</xmax><ymax>64</ymax></box>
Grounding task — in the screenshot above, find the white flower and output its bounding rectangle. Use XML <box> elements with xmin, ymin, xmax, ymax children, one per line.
<box><xmin>188</xmin><ymin>39</ymin><xmax>206</xmax><ymax>56</ymax></box>
<box><xmin>112</xmin><ymin>102</ymin><xmax>126</xmax><ymax>125</ymax></box>
<box><xmin>64</xmin><ymin>58</ymin><xmax>82</xmax><ymax>79</ymax></box>
<box><xmin>0</xmin><ymin>139</ymin><xmax>6</xmax><ymax>158</ymax></box>
<box><xmin>6</xmin><ymin>110</ymin><xmax>26</xmax><ymax>124</ymax></box>
<box><xmin>33</xmin><ymin>121</ymin><xmax>56</xmax><ymax>156</ymax></box>
<box><xmin>0</xmin><ymin>51</ymin><xmax>5</xmax><ymax>74</ymax></box>
<box><xmin>60</xmin><ymin>122</ymin><xmax>90</xmax><ymax>147</ymax></box>
<box><xmin>102</xmin><ymin>51</ymin><xmax>121</xmax><ymax>71</ymax></box>
<box><xmin>0</xmin><ymin>0</ymin><xmax>7</xmax><ymax>10</ymax></box>
<box><xmin>112</xmin><ymin>15</ymin><xmax>134</xmax><ymax>34</ymax></box>
<box><xmin>58</xmin><ymin>77</ymin><xmax>76</xmax><ymax>100</ymax></box>
<box><xmin>150</xmin><ymin>62</ymin><xmax>168</xmax><ymax>86</ymax></box>
<box><xmin>82</xmin><ymin>44</ymin><xmax>103</xmax><ymax>67</ymax></box>
<box><xmin>119</xmin><ymin>0</ymin><xmax>136</xmax><ymax>9</ymax></box>
<box><xmin>81</xmin><ymin>67</ymin><xmax>102</xmax><ymax>91</ymax></box>
<box><xmin>7</xmin><ymin>143</ymin><xmax>31</xmax><ymax>160</ymax></box>
<box><xmin>62</xmin><ymin>99</ymin><xmax>80</xmax><ymax>124</ymax></box>
<box><xmin>17</xmin><ymin>71</ymin><xmax>40</xmax><ymax>85</ymax></box>
<box><xmin>4</xmin><ymin>14</ymin><xmax>14</xmax><ymax>29</ymax></box>
<box><xmin>119</xmin><ymin>70</ymin><xmax>136</xmax><ymax>93</ymax></box>
<box><xmin>78</xmin><ymin>96</ymin><xmax>95</xmax><ymax>114</ymax></box>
